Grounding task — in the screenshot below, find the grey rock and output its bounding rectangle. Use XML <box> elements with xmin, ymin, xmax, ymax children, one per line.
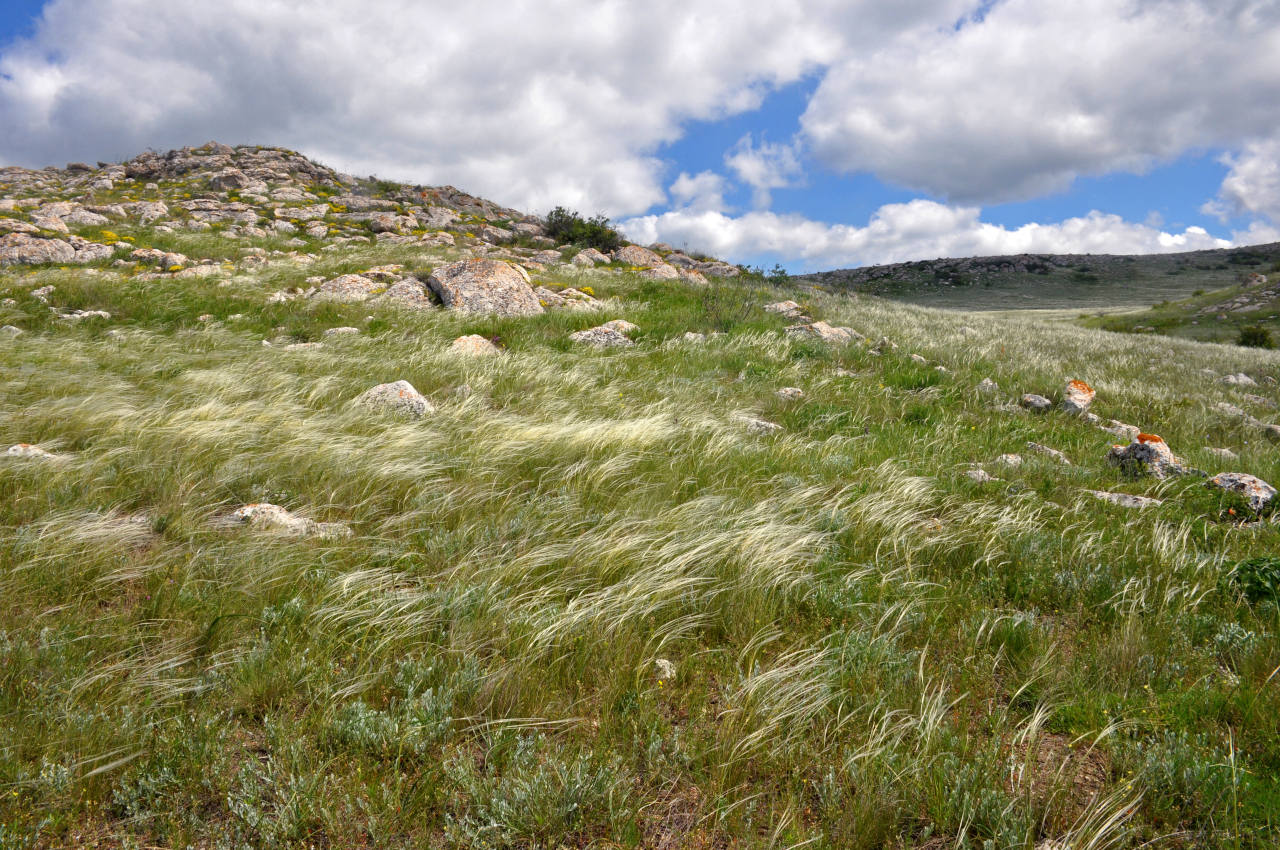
<box><xmin>426</xmin><ymin>259</ymin><xmax>543</xmax><ymax>317</ymax></box>
<box><xmin>1206</xmin><ymin>472</ymin><xmax>1276</xmax><ymax>513</ymax></box>
<box><xmin>355</xmin><ymin>380</ymin><xmax>434</xmax><ymax>418</ymax></box>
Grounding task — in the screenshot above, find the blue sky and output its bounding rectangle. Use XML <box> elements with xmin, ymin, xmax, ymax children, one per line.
<box><xmin>2</xmin><ymin>1</ymin><xmax>1278</xmax><ymax>272</ymax></box>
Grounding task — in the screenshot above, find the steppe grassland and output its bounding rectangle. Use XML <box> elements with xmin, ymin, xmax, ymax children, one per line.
<box><xmin>1</xmin><ymin>239</ymin><xmax>1278</xmax><ymax>848</ymax></box>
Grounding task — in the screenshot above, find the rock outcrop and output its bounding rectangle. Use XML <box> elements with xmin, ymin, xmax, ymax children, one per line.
<box><xmin>426</xmin><ymin>259</ymin><xmax>543</xmax><ymax>317</ymax></box>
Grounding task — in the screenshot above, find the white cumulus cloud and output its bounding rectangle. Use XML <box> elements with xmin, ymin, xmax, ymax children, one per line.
<box><xmin>801</xmin><ymin>0</ymin><xmax>1280</xmax><ymax>204</ymax></box>
<box><xmin>0</xmin><ymin>0</ymin><xmax>966</xmax><ymax>217</ymax></box>
<box><xmin>621</xmin><ymin>202</ymin><xmax>1231</xmax><ymax>272</ymax></box>
<box><xmin>724</xmin><ymin>134</ymin><xmax>803</xmax><ymax>208</ymax></box>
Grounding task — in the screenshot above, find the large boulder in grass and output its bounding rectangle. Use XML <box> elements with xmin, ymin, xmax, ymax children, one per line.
<box><xmin>355</xmin><ymin>380</ymin><xmax>435</xmax><ymax>418</ymax></box>
<box><xmin>1062</xmin><ymin>379</ymin><xmax>1095</xmax><ymax>414</ymax></box>
<box><xmin>0</xmin><ymin>233</ymin><xmax>75</xmax><ymax>265</ymax></box>
<box><xmin>1106</xmin><ymin>433</ymin><xmax>1188</xmax><ymax>479</ymax></box>
<box><xmin>1207</xmin><ymin>472</ymin><xmax>1276</xmax><ymax>513</ymax></box>
<box><xmin>450</xmin><ymin>334</ymin><xmax>501</xmax><ymax>356</ymax></box>
<box><xmin>612</xmin><ymin>244</ymin><xmax>663</xmax><ymax>267</ymax></box>
<box><xmin>426</xmin><ymin>259</ymin><xmax>544</xmax><ymax>317</ymax></box>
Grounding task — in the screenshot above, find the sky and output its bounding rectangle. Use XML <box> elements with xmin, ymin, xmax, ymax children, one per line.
<box><xmin>2</xmin><ymin>1</ymin><xmax>1280</xmax><ymax>273</ymax></box>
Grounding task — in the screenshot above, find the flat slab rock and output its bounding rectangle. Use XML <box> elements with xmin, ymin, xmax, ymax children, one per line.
<box><xmin>1086</xmin><ymin>490</ymin><xmax>1162</xmax><ymax>508</ymax></box>
<box><xmin>426</xmin><ymin>258</ymin><xmax>543</xmax><ymax>317</ymax></box>
<box><xmin>230</xmin><ymin>503</ymin><xmax>352</xmax><ymax>539</ymax></box>
<box><xmin>355</xmin><ymin>380</ymin><xmax>435</xmax><ymax>417</ymax></box>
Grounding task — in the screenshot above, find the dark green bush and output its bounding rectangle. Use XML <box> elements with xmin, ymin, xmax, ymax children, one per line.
<box><xmin>1237</xmin><ymin>325</ymin><xmax>1275</xmax><ymax>349</ymax></box>
<box><xmin>544</xmin><ymin>206</ymin><xmax>621</xmax><ymax>253</ymax></box>
<box><xmin>1228</xmin><ymin>556</ymin><xmax>1280</xmax><ymax>604</ymax></box>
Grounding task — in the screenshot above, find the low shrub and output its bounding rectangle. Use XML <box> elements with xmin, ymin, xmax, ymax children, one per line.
<box><xmin>1237</xmin><ymin>325</ymin><xmax>1275</xmax><ymax>349</ymax></box>
<box><xmin>543</xmin><ymin>206</ymin><xmax>621</xmax><ymax>253</ymax></box>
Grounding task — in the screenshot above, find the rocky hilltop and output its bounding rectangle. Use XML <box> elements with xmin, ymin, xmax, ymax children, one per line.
<box><xmin>0</xmin><ymin>142</ymin><xmax>739</xmax><ymax>279</ymax></box>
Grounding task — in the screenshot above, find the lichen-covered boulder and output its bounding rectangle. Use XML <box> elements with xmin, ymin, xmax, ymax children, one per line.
<box><xmin>612</xmin><ymin>245</ymin><xmax>664</xmax><ymax>267</ymax></box>
<box><xmin>1107</xmin><ymin>433</ymin><xmax>1187</xmax><ymax>478</ymax></box>
<box><xmin>1207</xmin><ymin>472</ymin><xmax>1276</xmax><ymax>513</ymax></box>
<box><xmin>355</xmin><ymin>380</ymin><xmax>434</xmax><ymax>417</ymax></box>
<box><xmin>426</xmin><ymin>259</ymin><xmax>543</xmax><ymax>317</ymax></box>
<box><xmin>1062</xmin><ymin>379</ymin><xmax>1095</xmax><ymax>414</ymax></box>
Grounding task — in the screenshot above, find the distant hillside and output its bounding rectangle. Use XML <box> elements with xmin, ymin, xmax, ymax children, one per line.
<box><xmin>799</xmin><ymin>243</ymin><xmax>1280</xmax><ymax>311</ymax></box>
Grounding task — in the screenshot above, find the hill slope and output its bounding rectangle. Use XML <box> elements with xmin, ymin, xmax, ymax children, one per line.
<box><xmin>800</xmin><ymin>243</ymin><xmax>1280</xmax><ymax>311</ymax></box>
<box><xmin>2</xmin><ymin>145</ymin><xmax>1280</xmax><ymax>848</ymax></box>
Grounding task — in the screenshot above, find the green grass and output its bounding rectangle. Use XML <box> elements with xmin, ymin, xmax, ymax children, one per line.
<box><xmin>1</xmin><ymin>235</ymin><xmax>1280</xmax><ymax>847</ymax></box>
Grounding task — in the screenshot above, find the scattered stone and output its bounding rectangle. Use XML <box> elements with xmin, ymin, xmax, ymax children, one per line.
<box><xmin>355</xmin><ymin>380</ymin><xmax>434</xmax><ymax>418</ymax></box>
<box><xmin>324</xmin><ymin>326</ymin><xmax>361</xmax><ymax>336</ymax></box>
<box><xmin>1106</xmin><ymin>433</ymin><xmax>1188</xmax><ymax>479</ymax></box>
<box><xmin>1020</xmin><ymin>393</ymin><xmax>1052</xmax><ymax>412</ymax></box>
<box><xmin>682</xmin><ymin>331</ymin><xmax>706</xmax><ymax>343</ymax></box>
<box><xmin>1242</xmin><ymin>393</ymin><xmax>1277</xmax><ymax>409</ymax></box>
<box><xmin>1099</xmin><ymin>419</ymin><xmax>1140</xmax><ymax>440</ymax></box>
<box><xmin>58</xmin><ymin>309</ymin><xmax>111</xmax><ymax>321</ymax></box>
<box><xmin>739</xmin><ymin>415</ymin><xmax>783</xmax><ymax>435</ymax></box>
<box><xmin>534</xmin><ymin>286</ymin><xmax>597</xmax><ymax>310</ymax></box>
<box><xmin>977</xmin><ymin>377</ymin><xmax>999</xmax><ymax>395</ymax></box>
<box><xmin>765</xmin><ymin>300</ymin><xmax>807</xmax><ymax>320</ymax></box>
<box><xmin>1027</xmin><ymin>442</ymin><xmax>1071</xmax><ymax>465</ymax></box>
<box><xmin>638</xmin><ymin>263</ymin><xmax>681</xmax><ymax>280</ymax></box>
<box><xmin>130</xmin><ymin>247</ymin><xmax>189</xmax><ymax>268</ymax></box>
<box><xmin>872</xmin><ymin>336</ymin><xmax>898</xmax><ymax>353</ymax></box>
<box><xmin>570</xmin><ymin>324</ymin><xmax>635</xmax><ymax>348</ymax></box>
<box><xmin>996</xmin><ymin>453</ymin><xmax>1022</xmax><ymax>468</ymax></box>
<box><xmin>315</xmin><ymin>273</ymin><xmax>383</xmax><ymax>301</ymax></box>
<box><xmin>785</xmin><ymin>321</ymin><xmax>863</xmax><ymax>344</ymax></box>
<box><xmin>450</xmin><ymin>334</ymin><xmax>501</xmax><ymax>356</ymax></box>
<box><xmin>426</xmin><ymin>258</ymin><xmax>543</xmax><ymax>317</ymax></box>
<box><xmin>909</xmin><ymin>353</ymin><xmax>929</xmax><ymax>365</ymax></box>
<box><xmin>1206</xmin><ymin>472</ymin><xmax>1276</xmax><ymax>513</ymax></box>
<box><xmin>230</xmin><ymin>503</ymin><xmax>352</xmax><ymax>539</ymax></box>
<box><xmin>0</xmin><ymin>325</ymin><xmax>22</xmax><ymax>337</ymax></box>
<box><xmin>5</xmin><ymin>443</ymin><xmax>62</xmax><ymax>461</ymax></box>
<box><xmin>653</xmin><ymin>658</ymin><xmax>677</xmax><ymax>680</ymax></box>
<box><xmin>377</xmin><ymin>280</ymin><xmax>435</xmax><ymax>308</ymax></box>
<box><xmin>966</xmin><ymin>468</ymin><xmax>999</xmax><ymax>483</ymax></box>
<box><xmin>602</xmin><ymin>319</ymin><xmax>638</xmax><ymax>334</ymax></box>
<box><xmin>776</xmin><ymin>387</ymin><xmax>805</xmax><ymax>401</ymax></box>
<box><xmin>1086</xmin><ymin>490</ymin><xmax>1162</xmax><ymax>509</ymax></box>
<box><xmin>1205</xmin><ymin>447</ymin><xmax>1239</xmax><ymax>461</ymax></box>
<box><xmin>1061</xmin><ymin>379</ymin><xmax>1095</xmax><ymax>414</ymax></box>
<box><xmin>0</xmin><ymin>233</ymin><xmax>75</xmax><ymax>265</ymax></box>
<box><xmin>1221</xmin><ymin>373</ymin><xmax>1258</xmax><ymax>387</ymax></box>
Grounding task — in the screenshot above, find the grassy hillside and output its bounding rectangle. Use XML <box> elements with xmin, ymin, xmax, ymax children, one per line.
<box><xmin>799</xmin><ymin>243</ymin><xmax>1280</xmax><ymax>312</ymax></box>
<box><xmin>1082</xmin><ymin>275</ymin><xmax>1280</xmax><ymax>347</ymax></box>
<box><xmin>2</xmin><ymin>151</ymin><xmax>1280</xmax><ymax>848</ymax></box>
